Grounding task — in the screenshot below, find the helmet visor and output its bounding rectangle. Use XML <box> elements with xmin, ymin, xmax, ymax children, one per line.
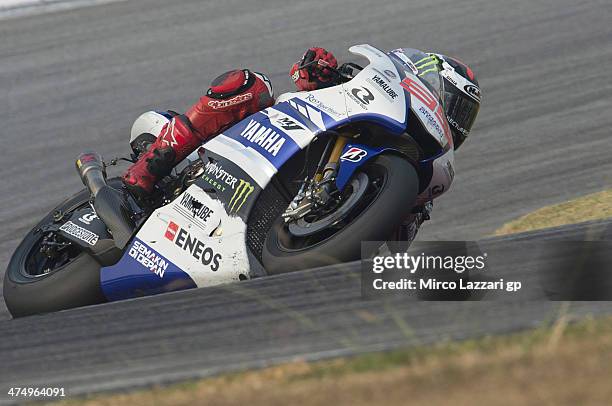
<box><xmin>443</xmin><ymin>80</ymin><xmax>480</xmax><ymax>149</ymax></box>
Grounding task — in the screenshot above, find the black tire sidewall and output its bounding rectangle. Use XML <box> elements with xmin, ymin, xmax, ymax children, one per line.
<box><xmin>262</xmin><ymin>154</ymin><xmax>419</xmax><ymax>274</ymax></box>
<box><xmin>2</xmin><ymin>180</ymin><xmax>121</xmax><ymax>317</ymax></box>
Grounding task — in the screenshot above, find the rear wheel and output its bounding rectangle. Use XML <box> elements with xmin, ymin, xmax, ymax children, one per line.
<box><xmin>2</xmin><ymin>182</ymin><xmax>121</xmax><ymax>318</ymax></box>
<box><xmin>262</xmin><ymin>154</ymin><xmax>419</xmax><ymax>274</ymax></box>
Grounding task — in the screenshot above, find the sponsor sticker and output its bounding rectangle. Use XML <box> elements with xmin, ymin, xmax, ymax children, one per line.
<box><xmin>201</xmin><ymin>161</ymin><xmax>239</xmax><ymax>192</ymax></box>
<box><xmin>78</xmin><ymin>212</ymin><xmax>98</xmax><ymax>225</ymax></box>
<box><xmin>198</xmin><ymin>160</ymin><xmax>255</xmax><ymax>215</ymax></box>
<box><xmin>384</xmin><ymin>69</ymin><xmax>397</xmax><ymax>79</ymax></box>
<box><xmin>164</xmin><ymin>222</ymin><xmax>222</xmax><ymax>271</ymax></box>
<box><xmin>418</xmin><ymin>106</ymin><xmax>445</xmax><ymax>140</ymax></box>
<box><xmin>304</xmin><ymin>94</ymin><xmax>344</xmax><ymax>117</ymax></box>
<box><xmin>229</xmin><ymin>179</ymin><xmax>255</xmax><ymax>213</ymax></box>
<box><xmin>464</xmin><ymin>84</ymin><xmax>481</xmax><ymax>102</ymax></box>
<box><xmin>341</xmin><ymin>147</ymin><xmax>368</xmax><ymax>162</ymax></box>
<box><xmin>59</xmin><ymin>221</ymin><xmax>99</xmax><ymax>246</ymax></box>
<box><xmin>165</xmin><ymin>221</ymin><xmax>179</xmax><ymax>241</ymax></box>
<box><xmin>239</xmin><ymin>119</ymin><xmax>287</xmax><ymax>157</ymax></box>
<box><xmin>273</xmin><ymin>116</ymin><xmax>303</xmax><ymax>131</ymax></box>
<box><xmin>441</xmin><ymin>70</ymin><xmax>458</xmax><ymax>86</ymax></box>
<box><xmin>128</xmin><ymin>240</ymin><xmax>169</xmax><ymax>278</ymax></box>
<box><xmin>447</xmin><ymin>115</ymin><xmax>468</xmax><ymax>136</ymax></box>
<box><xmin>176</xmin><ymin>191</ymin><xmax>215</xmax><ymax>223</ymax></box>
<box><xmin>348</xmin><ymin>87</ymin><xmax>375</xmax><ymax>109</ymax></box>
<box><xmin>207</xmin><ymin>93</ymin><xmax>253</xmax><ymax>109</ymax></box>
<box><xmin>367</xmin><ymin>74</ymin><xmax>399</xmax><ymax>100</ymax></box>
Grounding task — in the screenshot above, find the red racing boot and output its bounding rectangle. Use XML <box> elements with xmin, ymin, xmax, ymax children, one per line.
<box><xmin>122</xmin><ymin>115</ymin><xmax>202</xmax><ymax>196</ymax></box>
<box><xmin>122</xmin><ymin>69</ymin><xmax>274</xmax><ymax>198</ymax></box>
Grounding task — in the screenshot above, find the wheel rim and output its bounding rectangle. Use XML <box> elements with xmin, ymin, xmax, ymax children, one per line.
<box><xmin>288</xmin><ymin>172</ymin><xmax>370</xmax><ymax>237</ymax></box>
<box><xmin>21</xmin><ymin>199</ymin><xmax>91</xmax><ymax>279</ymax></box>
<box><xmin>22</xmin><ymin>234</ymin><xmax>82</xmax><ymax>279</ymax></box>
<box><xmin>276</xmin><ymin>163</ymin><xmax>388</xmax><ymax>251</ymax></box>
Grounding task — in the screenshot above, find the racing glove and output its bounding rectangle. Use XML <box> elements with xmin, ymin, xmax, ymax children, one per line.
<box><xmin>290</xmin><ymin>47</ymin><xmax>338</xmax><ymax>91</ymax></box>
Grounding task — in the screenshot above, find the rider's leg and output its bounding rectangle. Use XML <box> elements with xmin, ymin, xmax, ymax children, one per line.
<box><xmin>122</xmin><ymin>69</ymin><xmax>274</xmax><ymax>197</ymax></box>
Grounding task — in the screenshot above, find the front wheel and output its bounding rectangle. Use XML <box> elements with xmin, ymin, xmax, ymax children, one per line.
<box><xmin>262</xmin><ymin>154</ymin><xmax>419</xmax><ymax>274</ymax></box>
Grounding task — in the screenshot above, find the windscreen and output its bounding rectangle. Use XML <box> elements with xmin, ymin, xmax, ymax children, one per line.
<box><xmin>390</xmin><ymin>48</ymin><xmax>443</xmax><ymax>101</ymax></box>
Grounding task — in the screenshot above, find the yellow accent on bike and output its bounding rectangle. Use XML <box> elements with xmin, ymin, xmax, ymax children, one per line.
<box><xmin>315</xmin><ymin>136</ymin><xmax>348</xmax><ymax>182</ymax></box>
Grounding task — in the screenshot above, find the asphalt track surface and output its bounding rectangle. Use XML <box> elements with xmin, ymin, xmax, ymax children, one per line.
<box><xmin>0</xmin><ymin>220</ymin><xmax>611</xmax><ymax>404</ymax></box>
<box><xmin>0</xmin><ymin>0</ymin><xmax>611</xmax><ymax>401</ymax></box>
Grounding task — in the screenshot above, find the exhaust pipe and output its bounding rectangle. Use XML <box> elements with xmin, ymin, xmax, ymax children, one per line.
<box><xmin>75</xmin><ymin>152</ymin><xmax>135</xmax><ymax>249</ymax></box>
<box><xmin>76</xmin><ymin>152</ymin><xmax>107</xmax><ymax>198</ymax></box>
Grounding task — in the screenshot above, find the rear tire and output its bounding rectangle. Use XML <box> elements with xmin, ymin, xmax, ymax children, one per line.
<box><xmin>3</xmin><ymin>181</ymin><xmax>121</xmax><ymax>318</ymax></box>
<box><xmin>262</xmin><ymin>154</ymin><xmax>419</xmax><ymax>274</ymax></box>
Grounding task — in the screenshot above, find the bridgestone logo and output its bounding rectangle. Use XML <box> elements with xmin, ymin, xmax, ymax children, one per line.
<box><xmin>59</xmin><ymin>221</ymin><xmax>98</xmax><ymax>246</ymax></box>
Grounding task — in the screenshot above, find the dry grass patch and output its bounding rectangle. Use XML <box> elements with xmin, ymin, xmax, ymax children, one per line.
<box><xmin>51</xmin><ymin>316</ymin><xmax>612</xmax><ymax>406</ymax></box>
<box><xmin>495</xmin><ymin>189</ymin><xmax>612</xmax><ymax>235</ymax></box>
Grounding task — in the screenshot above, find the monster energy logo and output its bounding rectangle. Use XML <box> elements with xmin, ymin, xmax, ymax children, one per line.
<box><xmin>414</xmin><ymin>54</ymin><xmax>440</xmax><ymax>77</ymax></box>
<box><xmin>229</xmin><ymin>180</ymin><xmax>254</xmax><ymax>213</ymax></box>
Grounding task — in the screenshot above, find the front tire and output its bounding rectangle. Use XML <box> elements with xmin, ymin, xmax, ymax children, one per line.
<box><xmin>262</xmin><ymin>154</ymin><xmax>419</xmax><ymax>274</ymax></box>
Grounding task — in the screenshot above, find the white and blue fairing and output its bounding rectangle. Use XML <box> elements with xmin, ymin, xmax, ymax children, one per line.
<box><xmin>101</xmin><ymin>44</ymin><xmax>455</xmax><ymax>301</ymax></box>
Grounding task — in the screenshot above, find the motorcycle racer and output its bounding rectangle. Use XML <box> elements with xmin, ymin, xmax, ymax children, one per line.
<box><xmin>4</xmin><ymin>44</ymin><xmax>484</xmax><ymax>318</ymax></box>
<box><xmin>122</xmin><ymin>47</ymin><xmax>481</xmax><ymax>243</ymax></box>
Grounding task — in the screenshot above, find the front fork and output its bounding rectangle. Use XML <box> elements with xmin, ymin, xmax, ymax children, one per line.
<box><xmin>321</xmin><ymin>134</ymin><xmax>433</xmax><ymax>242</ymax></box>
<box><xmin>311</xmin><ymin>133</ymin><xmax>432</xmax><ymax>241</ymax></box>
<box><xmin>314</xmin><ymin>134</ymin><xmax>348</xmax><ymax>182</ymax></box>
<box><xmin>283</xmin><ymin>134</ymin><xmax>349</xmax><ymax>222</ymax></box>
<box><xmin>319</xmin><ymin>136</ymin><xmax>432</xmax><ymax>242</ymax></box>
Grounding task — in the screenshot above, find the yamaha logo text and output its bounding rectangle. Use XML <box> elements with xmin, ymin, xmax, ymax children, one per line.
<box><xmin>240</xmin><ymin>119</ymin><xmax>286</xmax><ymax>157</ymax></box>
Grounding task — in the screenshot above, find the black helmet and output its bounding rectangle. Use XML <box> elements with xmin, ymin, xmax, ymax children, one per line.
<box><xmin>434</xmin><ymin>54</ymin><xmax>481</xmax><ymax>149</ymax></box>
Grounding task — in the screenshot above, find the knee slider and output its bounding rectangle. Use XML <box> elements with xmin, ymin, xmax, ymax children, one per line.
<box><xmin>207</xmin><ymin>69</ymin><xmax>255</xmax><ymax>99</ymax></box>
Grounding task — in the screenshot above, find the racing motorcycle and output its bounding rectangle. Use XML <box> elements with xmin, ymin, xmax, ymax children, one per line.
<box><xmin>4</xmin><ymin>44</ymin><xmax>456</xmax><ymax>317</ymax></box>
